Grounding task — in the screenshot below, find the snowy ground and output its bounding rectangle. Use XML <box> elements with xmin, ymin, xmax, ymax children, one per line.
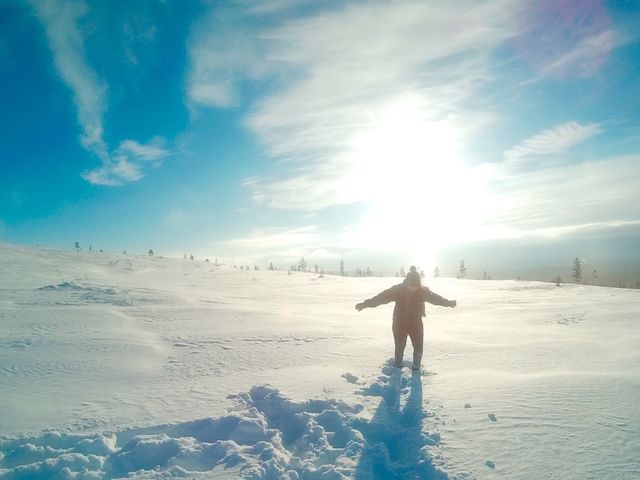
<box><xmin>1</xmin><ymin>244</ymin><xmax>639</xmax><ymax>479</ymax></box>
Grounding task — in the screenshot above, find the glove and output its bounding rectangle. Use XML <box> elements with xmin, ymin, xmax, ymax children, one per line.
<box><xmin>355</xmin><ymin>302</ymin><xmax>366</xmax><ymax>311</ymax></box>
<box><xmin>448</xmin><ymin>300</ymin><xmax>457</xmax><ymax>308</ymax></box>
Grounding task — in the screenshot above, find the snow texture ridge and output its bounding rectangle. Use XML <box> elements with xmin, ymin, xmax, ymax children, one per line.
<box><xmin>0</xmin><ymin>368</ymin><xmax>446</xmax><ymax>479</ymax></box>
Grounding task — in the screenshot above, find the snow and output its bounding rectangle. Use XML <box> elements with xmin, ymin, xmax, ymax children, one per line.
<box><xmin>1</xmin><ymin>243</ymin><xmax>639</xmax><ymax>479</ymax></box>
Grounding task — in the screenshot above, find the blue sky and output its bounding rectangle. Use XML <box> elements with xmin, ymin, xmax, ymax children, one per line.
<box><xmin>1</xmin><ymin>0</ymin><xmax>640</xmax><ymax>275</ymax></box>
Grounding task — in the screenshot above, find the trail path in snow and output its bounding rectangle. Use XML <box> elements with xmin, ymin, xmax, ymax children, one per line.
<box><xmin>0</xmin><ymin>367</ymin><xmax>449</xmax><ymax>479</ymax></box>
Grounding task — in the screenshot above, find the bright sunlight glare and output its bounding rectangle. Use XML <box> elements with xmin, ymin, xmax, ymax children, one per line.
<box><xmin>346</xmin><ymin>96</ymin><xmax>496</xmax><ymax>271</ymax></box>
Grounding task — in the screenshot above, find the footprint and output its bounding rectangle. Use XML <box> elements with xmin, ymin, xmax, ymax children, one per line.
<box><xmin>488</xmin><ymin>413</ymin><xmax>497</xmax><ymax>422</ymax></box>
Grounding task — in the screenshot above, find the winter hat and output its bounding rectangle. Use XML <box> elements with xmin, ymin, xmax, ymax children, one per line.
<box><xmin>404</xmin><ymin>265</ymin><xmax>421</xmax><ymax>286</ymax></box>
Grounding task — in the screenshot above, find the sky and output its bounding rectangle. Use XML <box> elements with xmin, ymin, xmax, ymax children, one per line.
<box><xmin>1</xmin><ymin>0</ymin><xmax>640</xmax><ymax>276</ymax></box>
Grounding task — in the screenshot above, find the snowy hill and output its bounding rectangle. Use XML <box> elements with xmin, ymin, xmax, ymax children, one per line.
<box><xmin>1</xmin><ymin>243</ymin><xmax>639</xmax><ymax>479</ymax></box>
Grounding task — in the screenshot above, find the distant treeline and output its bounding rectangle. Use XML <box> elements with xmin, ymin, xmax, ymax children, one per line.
<box><xmin>70</xmin><ymin>243</ymin><xmax>640</xmax><ymax>289</ymax></box>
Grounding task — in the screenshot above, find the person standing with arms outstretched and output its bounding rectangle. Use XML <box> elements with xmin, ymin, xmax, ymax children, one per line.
<box><xmin>356</xmin><ymin>266</ymin><xmax>456</xmax><ymax>371</ymax></box>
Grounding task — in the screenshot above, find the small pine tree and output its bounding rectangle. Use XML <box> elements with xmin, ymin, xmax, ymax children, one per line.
<box><xmin>340</xmin><ymin>259</ymin><xmax>345</xmax><ymax>277</ymax></box>
<box><xmin>458</xmin><ymin>260</ymin><xmax>466</xmax><ymax>279</ymax></box>
<box><xmin>269</xmin><ymin>262</ymin><xmax>274</xmax><ymax>271</ymax></box>
<box><xmin>572</xmin><ymin>257</ymin><xmax>582</xmax><ymax>284</ymax></box>
<box><xmin>433</xmin><ymin>267</ymin><xmax>440</xmax><ymax>278</ymax></box>
<box><xmin>148</xmin><ymin>249</ymin><xmax>154</xmax><ymax>256</ymax></box>
<box><xmin>399</xmin><ymin>267</ymin><xmax>406</xmax><ymax>277</ymax></box>
<box><xmin>555</xmin><ymin>276</ymin><xmax>562</xmax><ymax>287</ymax></box>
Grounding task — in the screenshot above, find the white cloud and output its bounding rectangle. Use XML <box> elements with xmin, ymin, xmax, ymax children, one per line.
<box><xmin>220</xmin><ymin>225</ymin><xmax>330</xmax><ymax>264</ymax></box>
<box><xmin>82</xmin><ymin>158</ymin><xmax>140</xmax><ymax>186</ymax></box>
<box><xmin>503</xmin><ymin>122</ymin><xmax>603</xmax><ymax>162</ymax></box>
<box><xmin>484</xmin><ymin>154</ymin><xmax>640</xmax><ymax>237</ymax></box>
<box><xmin>239</xmin><ymin>0</ymin><xmax>308</xmax><ymax>15</ymax></box>
<box><xmin>186</xmin><ymin>8</ymin><xmax>270</xmax><ymax>109</ymax></box>
<box><xmin>225</xmin><ymin>155</ymin><xmax>640</xmax><ymax>263</ymax></box>
<box><xmin>117</xmin><ymin>138</ymin><xmax>169</xmax><ymax>162</ymax></box>
<box><xmin>526</xmin><ymin>220</ymin><xmax>640</xmax><ymax>239</ymax></box>
<box><xmin>188</xmin><ymin>1</ymin><xmax>519</xmax><ymax>210</ymax></box>
<box><xmin>189</xmin><ymin>82</ymin><xmax>238</xmax><ymax>109</ymax></box>
<box><xmin>28</xmin><ymin>0</ymin><xmax>109</xmax><ymax>160</ymax></box>
<box><xmin>83</xmin><ymin>138</ymin><xmax>169</xmax><ymax>186</ymax></box>
<box><xmin>245</xmin><ymin>1</ymin><xmax>513</xmax><ymax>157</ymax></box>
<box><xmin>242</xmin><ymin>158</ymin><xmax>353</xmax><ymax>211</ymax></box>
<box><xmin>29</xmin><ymin>0</ymin><xmax>170</xmax><ymax>186</ymax></box>
<box><xmin>510</xmin><ymin>1</ymin><xmax>623</xmax><ymax>83</ymax></box>
<box><xmin>227</xmin><ymin>226</ymin><xmax>320</xmax><ymax>251</ymax></box>
<box><xmin>540</xmin><ymin>30</ymin><xmax>615</xmax><ymax>78</ymax></box>
<box><xmin>184</xmin><ymin>1</ymin><xmax>639</xmax><ymax>258</ymax></box>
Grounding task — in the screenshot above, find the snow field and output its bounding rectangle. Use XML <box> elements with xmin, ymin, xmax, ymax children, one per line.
<box><xmin>1</xmin><ymin>243</ymin><xmax>639</xmax><ymax>479</ymax></box>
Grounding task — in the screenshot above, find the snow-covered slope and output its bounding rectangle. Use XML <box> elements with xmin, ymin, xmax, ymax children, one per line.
<box><xmin>0</xmin><ymin>244</ymin><xmax>638</xmax><ymax>479</ymax></box>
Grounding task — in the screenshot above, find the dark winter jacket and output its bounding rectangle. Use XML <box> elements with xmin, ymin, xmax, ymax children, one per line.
<box><xmin>361</xmin><ymin>284</ymin><xmax>451</xmax><ymax>324</ymax></box>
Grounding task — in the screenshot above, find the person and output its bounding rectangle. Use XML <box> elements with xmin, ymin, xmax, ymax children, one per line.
<box><xmin>355</xmin><ymin>266</ymin><xmax>456</xmax><ymax>371</ymax></box>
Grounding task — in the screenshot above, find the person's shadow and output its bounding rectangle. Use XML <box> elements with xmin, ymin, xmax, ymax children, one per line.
<box><xmin>354</xmin><ymin>366</ymin><xmax>447</xmax><ymax>479</ymax></box>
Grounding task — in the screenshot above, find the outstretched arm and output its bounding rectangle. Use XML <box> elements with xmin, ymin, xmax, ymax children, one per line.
<box><xmin>355</xmin><ymin>286</ymin><xmax>398</xmax><ymax>311</ymax></box>
<box><xmin>423</xmin><ymin>288</ymin><xmax>456</xmax><ymax>308</ymax></box>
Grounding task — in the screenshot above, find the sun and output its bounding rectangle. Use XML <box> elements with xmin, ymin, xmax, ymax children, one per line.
<box><xmin>346</xmin><ymin>96</ymin><xmax>494</xmax><ymax>269</ymax></box>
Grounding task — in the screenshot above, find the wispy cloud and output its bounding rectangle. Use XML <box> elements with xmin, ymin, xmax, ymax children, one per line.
<box><xmin>227</xmin><ymin>226</ymin><xmax>320</xmax><ymax>251</ymax></box>
<box><xmin>239</xmin><ymin>0</ymin><xmax>309</xmax><ymax>16</ymax></box>
<box><xmin>188</xmin><ymin>1</ymin><xmax>519</xmax><ymax>210</ymax></box>
<box><xmin>28</xmin><ymin>0</ymin><xmax>169</xmax><ymax>186</ymax></box>
<box><xmin>540</xmin><ymin>30</ymin><xmax>615</xmax><ymax>78</ymax></box>
<box><xmin>512</xmin><ymin>0</ymin><xmax>619</xmax><ymax>81</ymax></box>
<box><xmin>523</xmin><ymin>219</ymin><xmax>640</xmax><ymax>239</ymax></box>
<box><xmin>117</xmin><ymin>138</ymin><xmax>169</xmax><ymax>162</ymax></box>
<box><xmin>503</xmin><ymin>122</ymin><xmax>603</xmax><ymax>162</ymax></box>
<box><xmin>485</xmin><ymin>153</ymin><xmax>640</xmax><ymax>237</ymax></box>
<box><xmin>28</xmin><ymin>0</ymin><xmax>108</xmax><ymax>160</ymax></box>
<box><xmin>187</xmin><ymin>1</ymin><xmax>637</xmax><ymax>253</ymax></box>
<box><xmin>186</xmin><ymin>8</ymin><xmax>268</xmax><ymax>109</ymax></box>
<box><xmin>83</xmin><ymin>138</ymin><xmax>169</xmax><ymax>186</ymax></box>
<box><xmin>223</xmin><ymin>226</ymin><xmax>325</xmax><ymax>263</ymax></box>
